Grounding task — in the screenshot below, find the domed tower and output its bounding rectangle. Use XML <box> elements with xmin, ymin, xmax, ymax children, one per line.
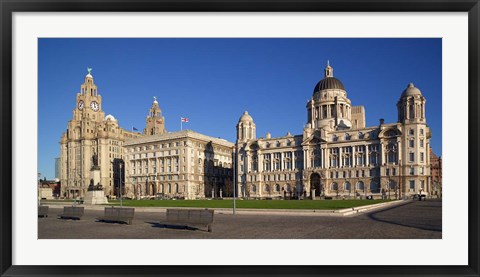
<box><xmin>397</xmin><ymin>83</ymin><xmax>430</xmax><ymax>197</ymax></box>
<box><xmin>144</xmin><ymin>96</ymin><xmax>166</xmax><ymax>135</ymax></box>
<box><xmin>236</xmin><ymin>111</ymin><xmax>256</xmax><ymax>143</ymax></box>
<box><xmin>397</xmin><ymin>83</ymin><xmax>426</xmax><ymax>124</ymax></box>
<box><xmin>307</xmin><ymin>61</ymin><xmax>352</xmax><ymax>130</ymax></box>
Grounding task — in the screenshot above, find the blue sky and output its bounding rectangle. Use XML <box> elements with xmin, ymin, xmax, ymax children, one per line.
<box><xmin>38</xmin><ymin>38</ymin><xmax>442</xmax><ymax>180</ymax></box>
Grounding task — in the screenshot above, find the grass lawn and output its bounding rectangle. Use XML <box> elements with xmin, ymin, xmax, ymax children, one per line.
<box><xmin>105</xmin><ymin>199</ymin><xmax>390</xmax><ymax>210</ymax></box>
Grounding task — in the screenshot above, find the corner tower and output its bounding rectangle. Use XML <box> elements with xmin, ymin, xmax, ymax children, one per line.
<box><xmin>397</xmin><ymin>83</ymin><xmax>430</xmax><ymax>195</ymax></box>
<box><xmin>397</xmin><ymin>83</ymin><xmax>426</xmax><ymax>124</ymax></box>
<box><xmin>307</xmin><ymin>61</ymin><xmax>352</xmax><ymax>130</ymax></box>
<box><xmin>144</xmin><ymin>96</ymin><xmax>166</xmax><ymax>135</ymax></box>
<box><xmin>236</xmin><ymin>111</ymin><xmax>256</xmax><ymax>143</ymax></box>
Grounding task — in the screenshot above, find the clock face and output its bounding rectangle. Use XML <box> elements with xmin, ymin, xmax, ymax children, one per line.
<box><xmin>90</xmin><ymin>101</ymin><xmax>99</xmax><ymax>112</ymax></box>
<box><xmin>78</xmin><ymin>100</ymin><xmax>84</xmax><ymax>110</ymax></box>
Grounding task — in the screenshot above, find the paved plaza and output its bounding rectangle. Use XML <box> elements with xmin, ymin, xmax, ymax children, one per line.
<box><xmin>38</xmin><ymin>199</ymin><xmax>441</xmax><ymax>239</ymax></box>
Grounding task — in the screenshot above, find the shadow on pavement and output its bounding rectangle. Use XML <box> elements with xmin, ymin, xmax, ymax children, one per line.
<box><xmin>96</xmin><ymin>219</ymin><xmax>129</xmax><ymax>225</ymax></box>
<box><xmin>367</xmin><ymin>200</ymin><xmax>442</xmax><ymax>232</ymax></box>
<box><xmin>146</xmin><ymin>221</ymin><xmax>200</xmax><ymax>231</ymax></box>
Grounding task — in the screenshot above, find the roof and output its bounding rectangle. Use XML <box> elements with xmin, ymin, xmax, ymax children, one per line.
<box><xmin>313</xmin><ymin>77</ymin><xmax>345</xmax><ymax>93</ymax></box>
<box><xmin>124</xmin><ymin>129</ymin><xmax>234</xmax><ymax>148</ymax></box>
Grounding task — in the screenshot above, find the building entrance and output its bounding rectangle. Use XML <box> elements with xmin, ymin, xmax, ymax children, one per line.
<box><xmin>310</xmin><ymin>173</ymin><xmax>322</xmax><ymax>197</ymax></box>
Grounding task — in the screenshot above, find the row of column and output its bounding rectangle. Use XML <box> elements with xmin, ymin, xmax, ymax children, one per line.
<box><xmin>130</xmin><ymin>156</ymin><xmax>179</xmax><ymax>175</ymax></box>
<box><xmin>305</xmin><ymin>145</ymin><xmax>377</xmax><ymax>169</ymax></box>
<box><xmin>404</xmin><ymin>100</ymin><xmax>425</xmax><ymax>120</ymax></box>
<box><xmin>312</xmin><ymin>103</ymin><xmax>351</xmax><ymax>121</ymax></box>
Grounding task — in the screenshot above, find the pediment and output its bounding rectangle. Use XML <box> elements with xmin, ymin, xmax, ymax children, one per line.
<box><xmin>302</xmin><ymin>131</ymin><xmax>326</xmax><ymax>146</ymax></box>
<box><xmin>378</xmin><ymin>127</ymin><xmax>402</xmax><ymax>138</ymax></box>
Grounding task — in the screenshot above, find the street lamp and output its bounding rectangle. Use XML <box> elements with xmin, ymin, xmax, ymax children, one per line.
<box><xmin>119</xmin><ymin>163</ymin><xmax>123</xmax><ymax>207</ymax></box>
<box><xmin>232</xmin><ymin>149</ymin><xmax>236</xmax><ymax>216</ymax></box>
<box><xmin>37</xmin><ymin>172</ymin><xmax>41</xmax><ymax>206</ymax></box>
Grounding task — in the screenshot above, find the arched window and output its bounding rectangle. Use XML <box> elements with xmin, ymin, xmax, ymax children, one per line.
<box><xmin>168</xmin><ymin>183</ymin><xmax>171</xmax><ymax>193</ymax></box>
<box><xmin>357</xmin><ymin>181</ymin><xmax>365</xmax><ymax>190</ymax></box>
<box><xmin>252</xmin><ymin>185</ymin><xmax>257</xmax><ymax>193</ymax></box>
<box><xmin>344</xmin><ymin>182</ymin><xmax>351</xmax><ymax>190</ymax></box>
<box><xmin>331</xmin><ymin>182</ymin><xmax>338</xmax><ymax>191</ymax></box>
<box><xmin>175</xmin><ymin>183</ymin><xmax>179</xmax><ymax>193</ymax></box>
<box><xmin>275</xmin><ymin>184</ymin><xmax>280</xmax><ymax>192</ymax></box>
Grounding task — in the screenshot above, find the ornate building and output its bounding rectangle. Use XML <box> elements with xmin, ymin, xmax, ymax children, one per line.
<box><xmin>123</xmin><ymin>129</ymin><xmax>234</xmax><ymax>200</ymax></box>
<box><xmin>60</xmin><ymin>69</ymin><xmax>234</xmax><ymax>200</ymax></box>
<box><xmin>122</xmin><ymin>98</ymin><xmax>234</xmax><ymax>200</ymax></box>
<box><xmin>235</xmin><ymin>62</ymin><xmax>432</xmax><ymax>199</ymax></box>
<box><xmin>59</xmin><ymin>70</ymin><xmax>142</xmax><ymax>198</ymax></box>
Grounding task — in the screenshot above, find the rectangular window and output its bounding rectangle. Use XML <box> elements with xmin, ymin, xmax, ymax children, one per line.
<box><xmin>420</xmin><ymin>139</ymin><xmax>424</xmax><ymax>147</ymax></box>
<box><xmin>410</xmin><ymin>180</ymin><xmax>415</xmax><ymax>189</ymax></box>
<box><xmin>409</xmin><ymin>153</ymin><xmax>414</xmax><ymax>162</ymax></box>
<box><xmin>420</xmin><ymin>152</ymin><xmax>424</xmax><ymax>162</ymax></box>
<box><xmin>409</xmin><ymin>140</ymin><xmax>414</xmax><ymax>147</ymax></box>
<box><xmin>410</xmin><ymin>167</ymin><xmax>414</xmax><ymax>175</ymax></box>
<box><xmin>420</xmin><ymin>129</ymin><xmax>424</xmax><ymax>135</ymax></box>
<box><xmin>409</xmin><ymin>129</ymin><xmax>414</xmax><ymax>135</ymax></box>
<box><xmin>386</xmin><ymin>168</ymin><xmax>390</xmax><ymax>176</ymax></box>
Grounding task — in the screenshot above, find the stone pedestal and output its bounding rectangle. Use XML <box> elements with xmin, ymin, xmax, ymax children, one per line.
<box><xmin>84</xmin><ymin>190</ymin><xmax>108</xmax><ymax>205</ymax></box>
<box><xmin>84</xmin><ymin>166</ymin><xmax>108</xmax><ymax>204</ymax></box>
<box><xmin>91</xmin><ymin>168</ymin><xmax>101</xmax><ymax>185</ymax></box>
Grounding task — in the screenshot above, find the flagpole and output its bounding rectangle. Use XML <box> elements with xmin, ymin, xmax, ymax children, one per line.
<box><xmin>180</xmin><ymin>118</ymin><xmax>183</xmax><ymax>131</ymax></box>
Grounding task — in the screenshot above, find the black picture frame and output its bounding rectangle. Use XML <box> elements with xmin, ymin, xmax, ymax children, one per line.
<box><xmin>1</xmin><ymin>1</ymin><xmax>479</xmax><ymax>276</ymax></box>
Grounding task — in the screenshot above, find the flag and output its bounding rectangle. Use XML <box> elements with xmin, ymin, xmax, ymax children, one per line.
<box><xmin>133</xmin><ymin>127</ymin><xmax>138</xmax><ymax>131</ymax></box>
<box><xmin>181</xmin><ymin>117</ymin><xmax>189</xmax><ymax>123</ymax></box>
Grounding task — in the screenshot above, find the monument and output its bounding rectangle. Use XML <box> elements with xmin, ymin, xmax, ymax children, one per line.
<box><xmin>84</xmin><ymin>152</ymin><xmax>108</xmax><ymax>204</ymax></box>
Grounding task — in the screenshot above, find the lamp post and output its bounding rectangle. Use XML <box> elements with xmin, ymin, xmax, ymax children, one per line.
<box><xmin>232</xmin><ymin>149</ymin><xmax>236</xmax><ymax>216</ymax></box>
<box><xmin>119</xmin><ymin>163</ymin><xmax>123</xmax><ymax>207</ymax></box>
<box><xmin>398</xmin><ymin>159</ymin><xmax>402</xmax><ymax>200</ymax></box>
<box><xmin>37</xmin><ymin>172</ymin><xmax>41</xmax><ymax>206</ymax></box>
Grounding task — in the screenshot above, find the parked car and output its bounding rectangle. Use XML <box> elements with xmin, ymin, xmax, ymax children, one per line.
<box><xmin>413</xmin><ymin>194</ymin><xmax>426</xmax><ymax>201</ymax></box>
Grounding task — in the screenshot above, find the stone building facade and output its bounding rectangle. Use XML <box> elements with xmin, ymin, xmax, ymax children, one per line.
<box><xmin>60</xmin><ymin>70</ymin><xmax>234</xmax><ymax>200</ymax></box>
<box><xmin>123</xmin><ymin>129</ymin><xmax>234</xmax><ymax>200</ymax></box>
<box><xmin>235</xmin><ymin>63</ymin><xmax>433</xmax><ymax>199</ymax></box>
<box><xmin>59</xmin><ymin>70</ymin><xmax>142</xmax><ymax>198</ymax></box>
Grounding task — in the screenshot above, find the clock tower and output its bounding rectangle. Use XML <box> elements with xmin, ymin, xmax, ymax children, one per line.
<box><xmin>73</xmin><ymin>68</ymin><xmax>105</xmax><ymax>124</ymax></box>
<box><xmin>60</xmin><ymin>68</ymin><xmax>143</xmax><ymax>199</ymax></box>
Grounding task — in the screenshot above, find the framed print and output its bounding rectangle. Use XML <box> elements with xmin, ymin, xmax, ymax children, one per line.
<box><xmin>1</xmin><ymin>0</ymin><xmax>479</xmax><ymax>276</ymax></box>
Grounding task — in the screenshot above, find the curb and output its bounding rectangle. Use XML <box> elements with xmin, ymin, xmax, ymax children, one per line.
<box><xmin>338</xmin><ymin>200</ymin><xmax>408</xmax><ymax>216</ymax></box>
<box><xmin>41</xmin><ymin>200</ymin><xmax>408</xmax><ymax>217</ymax></box>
